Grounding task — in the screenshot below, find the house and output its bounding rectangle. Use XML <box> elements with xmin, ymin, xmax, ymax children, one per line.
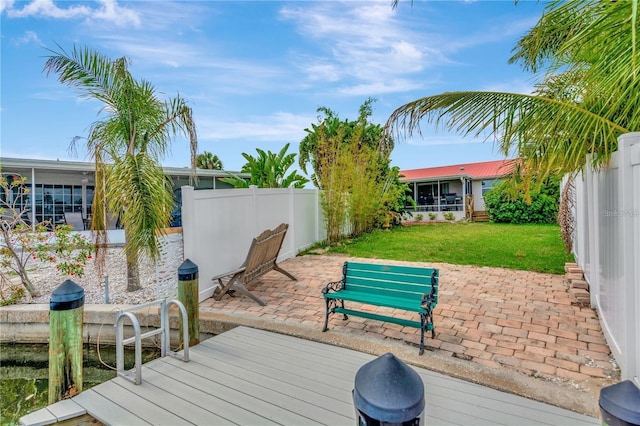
<box><xmin>400</xmin><ymin>159</ymin><xmax>517</xmax><ymax>221</ymax></box>
<box><xmin>0</xmin><ymin>157</ymin><xmax>246</xmax><ymax>229</ymax></box>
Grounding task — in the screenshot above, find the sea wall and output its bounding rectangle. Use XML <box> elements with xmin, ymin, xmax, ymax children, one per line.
<box><xmin>0</xmin><ymin>304</ymin><xmax>229</xmax><ymax>346</ymax></box>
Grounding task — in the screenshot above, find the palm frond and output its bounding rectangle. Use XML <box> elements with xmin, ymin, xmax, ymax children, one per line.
<box><xmin>386</xmin><ymin>91</ymin><xmax>629</xmax><ymax>178</ymax></box>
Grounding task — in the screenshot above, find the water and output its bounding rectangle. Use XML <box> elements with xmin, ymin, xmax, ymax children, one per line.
<box><xmin>0</xmin><ymin>342</ymin><xmax>161</xmax><ymax>425</ymax></box>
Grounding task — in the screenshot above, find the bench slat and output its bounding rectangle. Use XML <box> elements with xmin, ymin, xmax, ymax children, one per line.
<box><xmin>346</xmin><ymin>262</ymin><xmax>436</xmax><ymax>277</ymax></box>
<box><xmin>333</xmin><ymin>307</ymin><xmax>429</xmax><ymax>330</ymax></box>
<box><xmin>345</xmin><ymin>276</ymin><xmax>434</xmax><ymax>296</ymax></box>
<box><xmin>324</xmin><ymin>290</ymin><xmax>431</xmax><ymax>313</ymax></box>
<box><xmin>346</xmin><ymin>267</ymin><xmax>437</xmax><ymax>285</ymax></box>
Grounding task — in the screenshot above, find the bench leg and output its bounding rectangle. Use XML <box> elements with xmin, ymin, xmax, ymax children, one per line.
<box><xmin>322</xmin><ymin>298</ymin><xmax>347</xmax><ymax>331</ymax></box>
<box><xmin>322</xmin><ymin>298</ymin><xmax>331</xmax><ymax>332</ymax></box>
<box><xmin>419</xmin><ymin>314</ymin><xmax>426</xmax><ymax>355</ymax></box>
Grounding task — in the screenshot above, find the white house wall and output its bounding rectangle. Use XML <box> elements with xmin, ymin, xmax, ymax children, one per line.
<box><xmin>472</xmin><ymin>180</ymin><xmax>486</xmax><ymax>211</ymax></box>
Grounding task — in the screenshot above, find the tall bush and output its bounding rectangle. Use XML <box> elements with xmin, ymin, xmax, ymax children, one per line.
<box><xmin>484</xmin><ymin>178</ymin><xmax>560</xmax><ymax>224</ymax></box>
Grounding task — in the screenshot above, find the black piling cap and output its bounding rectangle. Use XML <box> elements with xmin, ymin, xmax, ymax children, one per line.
<box><xmin>178</xmin><ymin>258</ymin><xmax>199</xmax><ymax>281</ymax></box>
<box><xmin>599</xmin><ymin>380</ymin><xmax>640</xmax><ymax>425</ymax></box>
<box><xmin>50</xmin><ymin>279</ymin><xmax>85</xmax><ymax>311</ymax></box>
<box><xmin>353</xmin><ymin>352</ymin><xmax>425</xmax><ymax>422</ymax></box>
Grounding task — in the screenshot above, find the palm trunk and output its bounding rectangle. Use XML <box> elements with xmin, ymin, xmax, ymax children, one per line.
<box><xmin>124</xmin><ymin>229</ymin><xmax>142</xmax><ymax>292</ymax></box>
<box><xmin>126</xmin><ymin>255</ymin><xmax>141</xmax><ymax>292</ymax></box>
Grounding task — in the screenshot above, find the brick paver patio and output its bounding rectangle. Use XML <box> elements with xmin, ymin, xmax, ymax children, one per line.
<box><xmin>199</xmin><ymin>254</ymin><xmax>619</xmax><ymax>413</ymax></box>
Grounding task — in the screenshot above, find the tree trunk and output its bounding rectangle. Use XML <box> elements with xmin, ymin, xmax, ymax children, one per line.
<box><xmin>123</xmin><ymin>226</ymin><xmax>142</xmax><ymax>292</ymax></box>
<box><xmin>126</xmin><ymin>254</ymin><xmax>141</xmax><ymax>292</ymax></box>
<box><xmin>20</xmin><ymin>272</ymin><xmax>41</xmax><ymax>298</ymax></box>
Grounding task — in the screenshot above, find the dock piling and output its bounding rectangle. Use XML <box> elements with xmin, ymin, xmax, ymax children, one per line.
<box><xmin>178</xmin><ymin>259</ymin><xmax>199</xmax><ymax>347</ymax></box>
<box><xmin>48</xmin><ymin>279</ymin><xmax>85</xmax><ymax>404</ymax></box>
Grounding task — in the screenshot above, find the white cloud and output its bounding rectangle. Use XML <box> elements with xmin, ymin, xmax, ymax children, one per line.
<box><xmin>280</xmin><ymin>2</ymin><xmax>440</xmax><ymax>95</ymax></box>
<box><xmin>0</xmin><ymin>0</ymin><xmax>15</xmax><ymax>14</ymax></box>
<box><xmin>90</xmin><ymin>0</ymin><xmax>140</xmax><ymax>28</ymax></box>
<box><xmin>14</xmin><ymin>30</ymin><xmax>43</xmax><ymax>46</ymax></box>
<box><xmin>5</xmin><ymin>0</ymin><xmax>140</xmax><ymax>27</ymax></box>
<box><xmin>199</xmin><ymin>112</ymin><xmax>315</xmax><ymax>142</ymax></box>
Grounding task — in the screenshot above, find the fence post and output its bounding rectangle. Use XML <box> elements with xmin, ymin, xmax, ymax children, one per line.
<box><xmin>178</xmin><ymin>259</ymin><xmax>199</xmax><ymax>347</ymax></box>
<box><xmin>49</xmin><ymin>279</ymin><xmax>84</xmax><ymax>404</ymax></box>
<box><xmin>617</xmin><ymin>132</ymin><xmax>640</xmax><ymax>384</ymax></box>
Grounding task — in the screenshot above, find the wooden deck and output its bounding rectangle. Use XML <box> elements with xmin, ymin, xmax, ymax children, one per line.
<box><xmin>21</xmin><ymin>326</ymin><xmax>598</xmax><ymax>426</ymax></box>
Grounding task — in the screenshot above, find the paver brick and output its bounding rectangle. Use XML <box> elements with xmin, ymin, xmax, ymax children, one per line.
<box><xmin>528</xmin><ymin>331</ymin><xmax>557</xmax><ymax>344</ymax></box>
<box><xmin>556</xmin><ymin>368</ymin><xmax>591</xmax><ymax>382</ymax></box>
<box><xmin>478</xmin><ymin>323</ymin><xmax>503</xmax><ymax>334</ymax></box>
<box><xmin>496</xmin><ymin>319</ymin><xmax>522</xmax><ymax>329</ymax></box>
<box><xmin>486</xmin><ymin>346</ymin><xmax>515</xmax><ymax>356</ymax></box>
<box><xmin>502</xmin><ymin>327</ymin><xmax>528</xmax><ymax>338</ymax></box>
<box><xmin>545</xmin><ymin>357</ymin><xmax>580</xmax><ymax>372</ymax></box>
<box><xmin>580</xmin><ymin>365</ymin><xmax>607</xmax><ymax>378</ymax></box>
<box><xmin>520</xmin><ymin>360</ymin><xmax>556</xmax><ymax>375</ymax></box>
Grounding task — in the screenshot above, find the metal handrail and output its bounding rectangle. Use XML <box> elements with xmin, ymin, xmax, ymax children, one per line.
<box><xmin>115</xmin><ymin>299</ymin><xmax>189</xmax><ymax>385</ymax></box>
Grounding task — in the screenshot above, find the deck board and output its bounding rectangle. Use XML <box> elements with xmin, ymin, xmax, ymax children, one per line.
<box><xmin>21</xmin><ymin>326</ymin><xmax>599</xmax><ymax>426</ymax></box>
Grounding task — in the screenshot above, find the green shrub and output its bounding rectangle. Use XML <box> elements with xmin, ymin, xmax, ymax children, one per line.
<box><xmin>484</xmin><ymin>178</ymin><xmax>559</xmax><ymax>224</ymax></box>
<box><xmin>443</xmin><ymin>212</ymin><xmax>455</xmax><ymax>221</ymax></box>
<box><xmin>415</xmin><ymin>214</ymin><xmax>424</xmax><ymax>221</ymax></box>
<box><xmin>428</xmin><ymin>213</ymin><xmax>437</xmax><ymax>220</ymax></box>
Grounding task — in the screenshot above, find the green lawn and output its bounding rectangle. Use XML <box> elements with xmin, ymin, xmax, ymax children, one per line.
<box><xmin>325</xmin><ymin>222</ymin><xmax>574</xmax><ymax>274</ymax></box>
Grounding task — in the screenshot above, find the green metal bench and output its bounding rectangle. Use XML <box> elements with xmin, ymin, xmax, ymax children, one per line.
<box><xmin>321</xmin><ymin>261</ymin><xmax>439</xmax><ymax>355</ymax></box>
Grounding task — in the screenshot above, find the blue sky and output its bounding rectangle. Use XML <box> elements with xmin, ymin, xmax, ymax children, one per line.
<box><xmin>1</xmin><ymin>0</ymin><xmax>544</xmax><ymax>174</ymax></box>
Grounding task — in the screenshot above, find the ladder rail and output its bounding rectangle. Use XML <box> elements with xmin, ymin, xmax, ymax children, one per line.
<box><xmin>115</xmin><ymin>299</ymin><xmax>189</xmax><ymax>385</ymax></box>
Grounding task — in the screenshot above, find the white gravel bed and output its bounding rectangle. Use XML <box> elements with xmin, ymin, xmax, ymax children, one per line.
<box><xmin>12</xmin><ymin>247</ymin><xmax>159</xmax><ymax>305</ymax></box>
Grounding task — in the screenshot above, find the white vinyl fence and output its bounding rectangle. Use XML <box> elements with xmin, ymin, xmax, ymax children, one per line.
<box><xmin>180</xmin><ymin>186</ymin><xmax>325</xmax><ymax>302</ymax></box>
<box><xmin>572</xmin><ymin>132</ymin><xmax>640</xmax><ymax>387</ymax></box>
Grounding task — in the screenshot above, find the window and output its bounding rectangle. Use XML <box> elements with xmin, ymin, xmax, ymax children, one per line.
<box><xmin>34</xmin><ymin>184</ymin><xmax>93</xmax><ymax>225</ymax></box>
<box><xmin>482</xmin><ymin>179</ymin><xmax>500</xmax><ymax>196</ymax></box>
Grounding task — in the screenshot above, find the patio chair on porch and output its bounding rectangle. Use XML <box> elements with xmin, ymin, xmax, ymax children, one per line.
<box><xmin>445</xmin><ymin>193</ymin><xmax>458</xmax><ymax>211</ymax></box>
<box><xmin>426</xmin><ymin>195</ymin><xmax>435</xmax><ymax>211</ymax></box>
<box><xmin>63</xmin><ymin>211</ymin><xmax>85</xmax><ymax>230</ymax></box>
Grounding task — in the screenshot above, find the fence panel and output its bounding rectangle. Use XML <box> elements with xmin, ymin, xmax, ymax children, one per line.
<box><xmin>181</xmin><ymin>186</ymin><xmax>322</xmax><ymax>301</ymax></box>
<box><xmin>572</xmin><ymin>132</ymin><xmax>640</xmax><ymax>387</ymax></box>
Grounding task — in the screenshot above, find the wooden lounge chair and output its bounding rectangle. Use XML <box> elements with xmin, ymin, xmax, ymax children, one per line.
<box><xmin>211</xmin><ymin>223</ymin><xmax>297</xmax><ymax>305</ymax></box>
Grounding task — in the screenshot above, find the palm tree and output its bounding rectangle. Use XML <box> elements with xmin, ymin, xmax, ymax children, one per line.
<box><xmin>197</xmin><ymin>151</ymin><xmax>223</xmax><ymax>170</ymax></box>
<box><xmin>44</xmin><ymin>45</ymin><xmax>198</xmax><ymax>291</ymax></box>
<box><xmin>385</xmin><ymin>0</ymin><xmax>638</xmax><ymax>186</ymax></box>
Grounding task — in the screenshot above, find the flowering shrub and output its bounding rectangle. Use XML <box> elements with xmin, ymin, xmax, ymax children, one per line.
<box><xmin>34</xmin><ymin>225</ymin><xmax>95</xmax><ymax>278</ymax></box>
<box><xmin>0</xmin><ymin>222</ymin><xmax>53</xmax><ymax>298</ymax></box>
<box><xmin>0</xmin><ymin>222</ymin><xmax>95</xmax><ymax>299</ymax></box>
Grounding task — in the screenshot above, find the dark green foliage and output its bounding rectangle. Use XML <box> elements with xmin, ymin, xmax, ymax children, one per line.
<box><xmin>221</xmin><ymin>143</ymin><xmax>309</xmax><ymax>188</ymax></box>
<box><xmin>484</xmin><ymin>178</ymin><xmax>560</xmax><ymax>224</ymax></box>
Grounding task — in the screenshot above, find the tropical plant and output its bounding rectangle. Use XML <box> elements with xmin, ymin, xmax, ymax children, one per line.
<box><xmin>386</xmin><ymin>0</ymin><xmax>639</xmax><ymax>189</ymax></box>
<box><xmin>43</xmin><ymin>44</ymin><xmax>198</xmax><ymax>291</ymax></box>
<box><xmin>221</xmin><ymin>143</ymin><xmax>309</xmax><ymax>188</ymax></box>
<box><xmin>306</xmin><ymin>101</ymin><xmax>406</xmax><ymax>242</ymax></box>
<box><xmin>197</xmin><ymin>151</ymin><xmax>223</xmax><ymax>170</ymax></box>
<box><xmin>299</xmin><ymin>98</ymin><xmax>394</xmax><ymax>189</ymax></box>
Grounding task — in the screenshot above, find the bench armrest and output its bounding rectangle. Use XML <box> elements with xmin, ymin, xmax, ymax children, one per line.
<box><xmin>321</xmin><ymin>280</ymin><xmax>344</xmax><ymax>295</ymax></box>
<box><xmin>421</xmin><ymin>292</ymin><xmax>436</xmax><ymax>314</ymax></box>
